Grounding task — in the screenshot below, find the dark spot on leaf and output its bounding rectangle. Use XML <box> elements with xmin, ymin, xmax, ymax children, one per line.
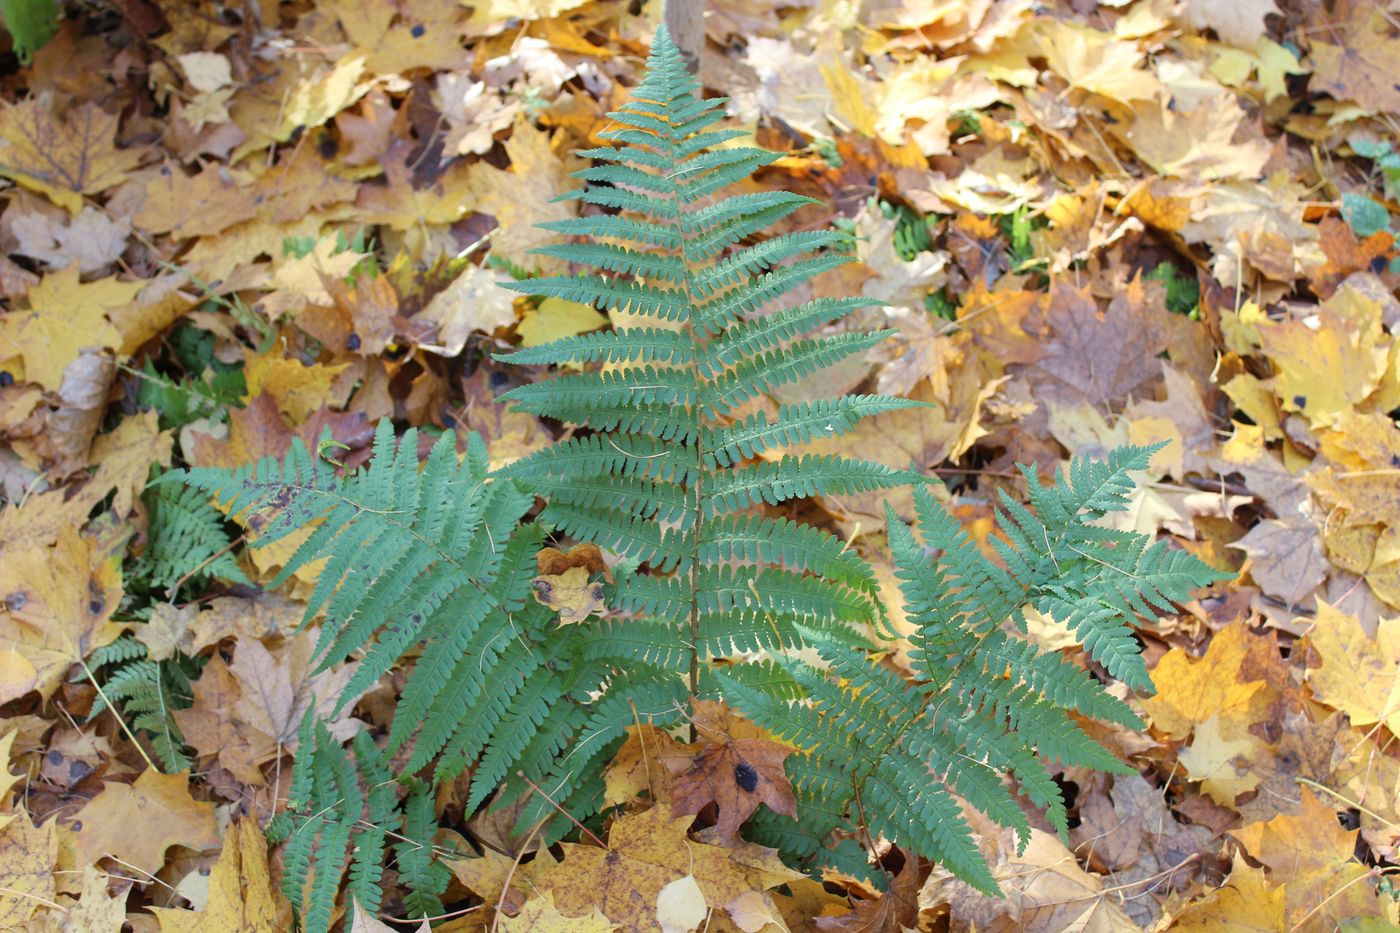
<box><xmin>6</xmin><ymin>592</ymin><xmax>26</xmax><ymax>611</ymax></box>
<box><xmin>1293</xmin><ymin>395</ymin><xmax>1306</xmax><ymax>409</ymax></box>
<box><xmin>69</xmin><ymin>760</ymin><xmax>92</xmax><ymax>781</ymax></box>
<box><xmin>347</xmin><ymin>332</ymin><xmax>361</xmax><ymax>351</ymax></box>
<box><xmin>411</xmin><ymin>23</ymin><xmax>426</xmax><ymax>37</ymax></box>
<box><xmin>734</xmin><ymin>761</ymin><xmax>758</xmax><ymax>793</ymax></box>
<box><xmin>0</xmin><ymin>371</ymin><xmax>12</xmax><ymax>387</ymax></box>
<box><xmin>47</xmin><ymin>751</ymin><xmax>63</xmax><ymax>765</ymax></box>
<box><xmin>70</xmin><ymin>821</ymin><xmax>82</xmax><ymax>832</ymax></box>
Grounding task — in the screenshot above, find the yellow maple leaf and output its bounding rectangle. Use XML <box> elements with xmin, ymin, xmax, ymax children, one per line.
<box><xmin>1143</xmin><ymin>622</ymin><xmax>1274</xmax><ymax>741</ymax></box>
<box><xmin>1166</xmin><ymin>852</ymin><xmax>1285</xmax><ymax>930</ymax></box>
<box><xmin>0</xmin><ymin>100</ymin><xmax>145</xmax><ymax>213</ymax></box>
<box><xmin>1229</xmin><ymin>788</ymin><xmax>1387</xmax><ymax>929</ymax></box>
<box><xmin>150</xmin><ymin>818</ymin><xmax>286</xmax><ymax>931</ymax></box>
<box><xmin>465</xmin><ymin>121</ymin><xmax>578</xmax><ymax>271</ymax></box>
<box><xmin>0</xmin><ymin>808</ymin><xmax>57</xmax><ymax>927</ymax></box>
<box><xmin>70</xmin><ymin>769</ymin><xmax>220</xmax><ymax>876</ymax></box>
<box><xmin>1</xmin><ymin>267</ymin><xmax>131</xmax><ymax>391</ymax></box>
<box><xmin>1177</xmin><ymin>712</ymin><xmax>1264</xmax><ymax>806</ymax></box>
<box><xmin>1304</xmin><ymin>601</ymin><xmax>1400</xmax><ymax>737</ymax></box>
<box><xmin>243</xmin><ymin>353</ymin><xmax>350</xmax><ymax>424</ymax></box>
<box><xmin>1035</xmin><ymin>20</ymin><xmax>1164</xmax><ymax>103</ymax></box>
<box><xmin>0</xmin><ymin>525</ymin><xmax>125</xmax><ymax>701</ymax></box>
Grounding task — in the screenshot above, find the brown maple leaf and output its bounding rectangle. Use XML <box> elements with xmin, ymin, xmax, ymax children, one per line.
<box><xmin>816</xmin><ymin>855</ymin><xmax>924</xmax><ymax>933</ymax></box>
<box><xmin>668</xmin><ymin>737</ymin><xmax>797</xmax><ymax>839</ymax></box>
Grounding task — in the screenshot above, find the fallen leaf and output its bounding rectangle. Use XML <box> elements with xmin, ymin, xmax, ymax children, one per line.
<box><xmin>1178</xmin><ymin>712</ymin><xmax>1264</xmax><ymax>806</ymax></box>
<box><xmin>1304</xmin><ymin>601</ymin><xmax>1400</xmax><ymax>737</ymax></box>
<box><xmin>656</xmin><ymin>874</ymin><xmax>707</xmax><ymax>933</ymax></box>
<box><xmin>0</xmin><ymin>100</ymin><xmax>146</xmax><ymax>212</ymax></box>
<box><xmin>538</xmin><ymin>803</ymin><xmax>802</xmax><ymax>932</ymax></box>
<box><xmin>821</xmin><ymin>856</ymin><xmax>921</xmax><ymax>932</ymax></box>
<box><xmin>150</xmin><ymin>817</ymin><xmax>287</xmax><ymax>931</ymax></box>
<box><xmin>668</xmin><ymin>737</ymin><xmax>797</xmax><ymax>840</ymax></box>
<box><xmin>1144</xmin><ymin>622</ymin><xmax>1273</xmax><ymax>742</ymax></box>
<box><xmin>0</xmin><ymin>808</ymin><xmax>57</xmax><ymax>927</ymax></box>
<box><xmin>2</xmin><ymin>267</ymin><xmax>131</xmax><ymax>391</ymax></box>
<box><xmin>418</xmin><ymin>263</ymin><xmax>517</xmax><ymax>357</ymax></box>
<box><xmin>0</xmin><ymin>525</ymin><xmax>125</xmax><ymax>701</ymax></box>
<box><xmin>69</xmin><ymin>769</ymin><xmax>219</xmax><ymax>876</ymax></box>
<box><xmin>517</xmin><ymin>297</ymin><xmax>609</xmax><ymax>348</ymax></box>
<box><xmin>1229</xmin><ymin>788</ymin><xmax>1386</xmax><ymax>930</ymax></box>
<box><xmin>1165</xmin><ymin>851</ymin><xmax>1285</xmax><ymax>930</ymax></box>
<box><xmin>532</xmin><ymin>566</ymin><xmax>606</xmax><ymax>624</ymax></box>
<box><xmin>56</xmin><ymin>866</ymin><xmax>131</xmax><ymax>932</ymax></box>
<box><xmin>499</xmin><ymin>891</ymin><xmax>615</xmax><ymax>932</ymax></box>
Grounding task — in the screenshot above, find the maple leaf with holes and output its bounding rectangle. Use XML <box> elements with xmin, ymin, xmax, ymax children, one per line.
<box><xmin>668</xmin><ymin>736</ymin><xmax>797</xmax><ymax>839</ymax></box>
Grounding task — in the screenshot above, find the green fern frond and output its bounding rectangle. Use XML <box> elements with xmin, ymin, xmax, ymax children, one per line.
<box><xmin>134</xmin><ymin>481</ymin><xmax>249</xmax><ymax>592</ymax></box>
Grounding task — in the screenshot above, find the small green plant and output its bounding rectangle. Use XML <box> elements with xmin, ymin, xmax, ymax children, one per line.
<box><xmin>132</xmin><ymin>480</ymin><xmax>249</xmax><ymax>597</ymax></box>
<box><xmin>177</xmin><ymin>25</ymin><xmax>1224</xmax><ymax>926</ymax></box>
<box><xmin>266</xmin><ymin>717</ymin><xmax>417</xmax><ymax>930</ymax></box>
<box><xmin>1147</xmin><ymin>261</ymin><xmax>1201</xmax><ymax>318</ymax></box>
<box><xmin>86</xmin><ymin>636</ymin><xmax>202</xmax><ymax>772</ymax></box>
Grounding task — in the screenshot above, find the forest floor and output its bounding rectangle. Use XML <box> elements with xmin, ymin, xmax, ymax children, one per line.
<box><xmin>0</xmin><ymin>0</ymin><xmax>1399</xmax><ymax>930</ymax></box>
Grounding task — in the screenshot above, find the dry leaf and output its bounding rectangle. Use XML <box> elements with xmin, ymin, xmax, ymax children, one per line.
<box><xmin>69</xmin><ymin>769</ymin><xmax>219</xmax><ymax>875</ymax></box>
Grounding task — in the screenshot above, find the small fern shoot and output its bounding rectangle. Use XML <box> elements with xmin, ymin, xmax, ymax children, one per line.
<box><xmin>268</xmin><ymin>716</ymin><xmax>402</xmax><ymax>933</ymax></box>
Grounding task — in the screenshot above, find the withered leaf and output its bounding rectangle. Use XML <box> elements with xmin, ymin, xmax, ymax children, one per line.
<box><xmin>668</xmin><ymin>737</ymin><xmax>797</xmax><ymax>840</ymax></box>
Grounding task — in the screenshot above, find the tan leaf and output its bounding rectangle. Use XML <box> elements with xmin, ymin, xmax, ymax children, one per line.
<box><xmin>69</xmin><ymin>769</ymin><xmax>219</xmax><ymax>875</ymax></box>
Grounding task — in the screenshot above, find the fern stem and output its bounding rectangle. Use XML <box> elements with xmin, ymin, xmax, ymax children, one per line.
<box><xmin>80</xmin><ymin>658</ymin><xmax>157</xmax><ymax>772</ymax></box>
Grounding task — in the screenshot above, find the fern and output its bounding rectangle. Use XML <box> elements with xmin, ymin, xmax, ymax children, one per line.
<box><xmin>268</xmin><ymin>716</ymin><xmax>405</xmax><ymax>933</ymax></box>
<box><xmin>134</xmin><ymin>480</ymin><xmax>249</xmax><ymax>593</ymax></box>
<box><xmin>176</xmin><ymin>24</ymin><xmax>1225</xmax><ymax>913</ymax></box>
<box><xmin>87</xmin><ymin>636</ymin><xmax>198</xmax><ymax>772</ymax></box>
<box><xmin>173</xmin><ymin>418</ymin><xmax>688</xmax><ymax>874</ymax></box>
<box><xmin>719</xmin><ymin>449</ymin><xmax>1224</xmax><ymax>893</ymax></box>
<box><xmin>493</xmin><ymin>25</ymin><xmax>1224</xmax><ymax>894</ymax></box>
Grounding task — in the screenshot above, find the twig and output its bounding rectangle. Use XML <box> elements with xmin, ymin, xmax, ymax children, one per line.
<box><xmin>80</xmin><ymin>658</ymin><xmax>157</xmax><ymax>772</ymax></box>
<box><xmin>490</xmin><ymin>819</ymin><xmax>546</xmax><ymax>933</ymax></box>
<box><xmin>514</xmin><ymin>771</ymin><xmax>607</xmax><ymax>849</ymax></box>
